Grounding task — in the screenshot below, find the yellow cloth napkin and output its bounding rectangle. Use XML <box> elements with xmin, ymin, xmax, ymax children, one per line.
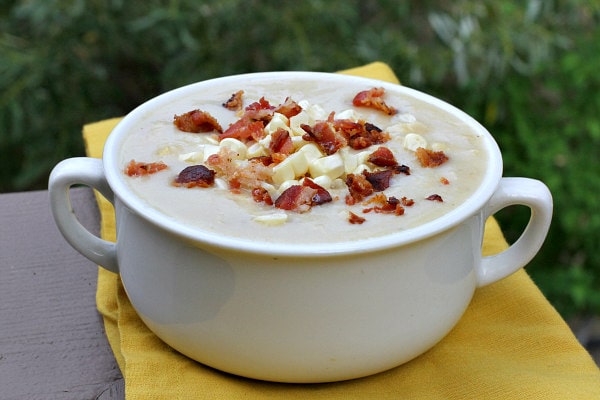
<box><xmin>86</xmin><ymin>62</ymin><xmax>600</xmax><ymax>399</ymax></box>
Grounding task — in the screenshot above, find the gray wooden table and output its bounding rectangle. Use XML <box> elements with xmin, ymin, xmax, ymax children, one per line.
<box><xmin>0</xmin><ymin>188</ymin><xmax>124</xmax><ymax>400</ymax></box>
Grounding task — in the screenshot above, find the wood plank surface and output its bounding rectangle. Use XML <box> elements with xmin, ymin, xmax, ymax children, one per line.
<box><xmin>0</xmin><ymin>188</ymin><xmax>123</xmax><ymax>400</ymax></box>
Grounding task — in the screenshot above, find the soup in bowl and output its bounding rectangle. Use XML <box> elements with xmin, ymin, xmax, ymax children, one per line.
<box><xmin>49</xmin><ymin>72</ymin><xmax>552</xmax><ymax>383</ymax></box>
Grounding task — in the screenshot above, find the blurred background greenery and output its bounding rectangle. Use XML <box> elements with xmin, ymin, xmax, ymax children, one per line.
<box><xmin>1</xmin><ymin>0</ymin><xmax>598</xmax><ymax>318</ymax></box>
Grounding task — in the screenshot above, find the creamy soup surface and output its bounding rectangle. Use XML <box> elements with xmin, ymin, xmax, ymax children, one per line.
<box><xmin>119</xmin><ymin>77</ymin><xmax>488</xmax><ymax>244</ymax></box>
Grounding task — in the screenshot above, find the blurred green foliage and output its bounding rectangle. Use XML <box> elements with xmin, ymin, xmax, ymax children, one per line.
<box><xmin>1</xmin><ymin>0</ymin><xmax>598</xmax><ymax>317</ymax></box>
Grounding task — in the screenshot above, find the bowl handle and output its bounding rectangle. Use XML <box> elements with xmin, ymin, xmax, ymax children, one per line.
<box><xmin>477</xmin><ymin>177</ymin><xmax>553</xmax><ymax>287</ymax></box>
<box><xmin>48</xmin><ymin>157</ymin><xmax>119</xmax><ymax>273</ymax></box>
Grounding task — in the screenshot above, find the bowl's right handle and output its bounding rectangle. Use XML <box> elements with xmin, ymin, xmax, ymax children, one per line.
<box><xmin>48</xmin><ymin>157</ymin><xmax>119</xmax><ymax>273</ymax></box>
<box><xmin>476</xmin><ymin>177</ymin><xmax>553</xmax><ymax>287</ymax></box>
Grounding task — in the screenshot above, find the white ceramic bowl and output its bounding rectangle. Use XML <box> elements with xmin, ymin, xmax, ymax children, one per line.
<box><xmin>49</xmin><ymin>72</ymin><xmax>552</xmax><ymax>383</ymax></box>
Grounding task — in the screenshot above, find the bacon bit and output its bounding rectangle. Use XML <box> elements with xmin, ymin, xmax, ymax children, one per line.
<box><xmin>125</xmin><ymin>160</ymin><xmax>168</xmax><ymax>177</ymax></box>
<box><xmin>274</xmin><ymin>186</ymin><xmax>315</xmax><ymax>213</ymax></box>
<box><xmin>250</xmin><ymin>155</ymin><xmax>273</xmax><ymax>166</ymax></box>
<box><xmin>173</xmin><ymin>165</ymin><xmax>215</xmax><ymax>188</ymax></box>
<box><xmin>368</xmin><ymin>146</ymin><xmax>397</xmax><ymax>167</ymax></box>
<box><xmin>302</xmin><ymin>177</ymin><xmax>333</xmax><ymax>205</ymax></box>
<box><xmin>269</xmin><ymin>128</ymin><xmax>294</xmax><ymax>155</ymax></box>
<box><xmin>274</xmin><ymin>97</ymin><xmax>302</xmax><ymax>118</ymax></box>
<box><xmin>174</xmin><ymin>110</ymin><xmax>223</xmax><ymax>133</ymax></box>
<box><xmin>426</xmin><ymin>194</ymin><xmax>444</xmax><ymax>202</ymax></box>
<box><xmin>252</xmin><ymin>187</ymin><xmax>273</xmax><ymax>205</ymax></box>
<box><xmin>440</xmin><ymin>177</ymin><xmax>450</xmax><ymax>185</ymax></box>
<box><xmin>332</xmin><ymin>119</ymin><xmax>389</xmax><ymax>150</ymax></box>
<box><xmin>244</xmin><ymin>97</ymin><xmax>275</xmax><ymax>122</ymax></box>
<box><xmin>301</xmin><ymin>121</ymin><xmax>347</xmax><ymax>155</ymax></box>
<box><xmin>274</xmin><ymin>178</ymin><xmax>332</xmax><ymax>212</ymax></box>
<box><xmin>362</xmin><ymin>193</ymin><xmax>405</xmax><ymax>215</ymax></box>
<box><xmin>363</xmin><ymin>169</ymin><xmax>393</xmax><ymax>191</ymax></box>
<box><xmin>401</xmin><ymin>196</ymin><xmax>415</xmax><ymax>206</ymax></box>
<box><xmin>347</xmin><ymin>122</ymin><xmax>390</xmax><ymax>150</ymax></box>
<box><xmin>363</xmin><ymin>192</ymin><xmax>388</xmax><ymax>206</ymax></box>
<box><xmin>348</xmin><ymin>211</ymin><xmax>366</xmax><ymax>224</ymax></box>
<box><xmin>219</xmin><ymin>97</ymin><xmax>275</xmax><ymax>142</ymax></box>
<box><xmin>352</xmin><ymin>87</ymin><xmax>397</xmax><ymax>115</ymax></box>
<box><xmin>416</xmin><ymin>147</ymin><xmax>449</xmax><ymax>168</ymax></box>
<box><xmin>393</xmin><ymin>164</ymin><xmax>411</xmax><ymax>175</ymax></box>
<box><xmin>220</xmin><ymin>119</ymin><xmax>266</xmax><ymax>142</ymax></box>
<box><xmin>345</xmin><ymin>173</ymin><xmax>374</xmax><ymax>203</ymax></box>
<box><xmin>223</xmin><ymin>90</ymin><xmax>244</xmax><ymax>111</ymax></box>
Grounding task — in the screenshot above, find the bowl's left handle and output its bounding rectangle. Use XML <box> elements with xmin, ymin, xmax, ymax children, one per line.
<box><xmin>49</xmin><ymin>157</ymin><xmax>118</xmax><ymax>273</ymax></box>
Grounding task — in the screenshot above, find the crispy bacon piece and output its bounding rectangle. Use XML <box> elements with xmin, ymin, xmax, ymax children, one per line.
<box><xmin>274</xmin><ymin>97</ymin><xmax>302</xmax><ymax>118</ymax></box>
<box><xmin>275</xmin><ymin>185</ymin><xmax>313</xmax><ymax>212</ymax></box>
<box><xmin>173</xmin><ymin>165</ymin><xmax>215</xmax><ymax>188</ymax></box>
<box><xmin>207</xmin><ymin>148</ymin><xmax>272</xmax><ymax>191</ymax></box>
<box><xmin>416</xmin><ymin>147</ymin><xmax>449</xmax><ymax>167</ymax></box>
<box><xmin>274</xmin><ymin>178</ymin><xmax>332</xmax><ymax>212</ymax></box>
<box><xmin>243</xmin><ymin>97</ymin><xmax>275</xmax><ymax>122</ymax></box>
<box><xmin>219</xmin><ymin>97</ymin><xmax>276</xmax><ymax>142</ymax></box>
<box><xmin>223</xmin><ymin>90</ymin><xmax>244</xmax><ymax>111</ymax></box>
<box><xmin>220</xmin><ymin>119</ymin><xmax>266</xmax><ymax>142</ymax></box>
<box><xmin>302</xmin><ymin>177</ymin><xmax>333</xmax><ymax>205</ymax></box>
<box><xmin>125</xmin><ymin>160</ymin><xmax>168</xmax><ymax>177</ymax></box>
<box><xmin>363</xmin><ymin>169</ymin><xmax>393</xmax><ymax>191</ymax></box>
<box><xmin>363</xmin><ymin>193</ymin><xmax>405</xmax><ymax>216</ymax></box>
<box><xmin>368</xmin><ymin>146</ymin><xmax>397</xmax><ymax>167</ymax></box>
<box><xmin>348</xmin><ymin>211</ymin><xmax>366</xmax><ymax>224</ymax></box>
<box><xmin>331</xmin><ymin>119</ymin><xmax>389</xmax><ymax>150</ymax></box>
<box><xmin>401</xmin><ymin>196</ymin><xmax>415</xmax><ymax>206</ymax></box>
<box><xmin>345</xmin><ymin>173</ymin><xmax>374</xmax><ymax>203</ymax></box>
<box><xmin>173</xmin><ymin>110</ymin><xmax>223</xmax><ymax>133</ymax></box>
<box><xmin>352</xmin><ymin>87</ymin><xmax>397</xmax><ymax>115</ymax></box>
<box><xmin>393</xmin><ymin>164</ymin><xmax>411</xmax><ymax>175</ymax></box>
<box><xmin>440</xmin><ymin>177</ymin><xmax>450</xmax><ymax>185</ymax></box>
<box><xmin>269</xmin><ymin>128</ymin><xmax>294</xmax><ymax>155</ymax></box>
<box><xmin>426</xmin><ymin>194</ymin><xmax>444</xmax><ymax>202</ymax></box>
<box><xmin>301</xmin><ymin>119</ymin><xmax>347</xmax><ymax>155</ymax></box>
<box><xmin>252</xmin><ymin>187</ymin><xmax>273</xmax><ymax>205</ymax></box>
<box><xmin>347</xmin><ymin>122</ymin><xmax>390</xmax><ymax>150</ymax></box>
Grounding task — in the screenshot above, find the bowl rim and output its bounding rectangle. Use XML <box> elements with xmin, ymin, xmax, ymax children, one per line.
<box><xmin>104</xmin><ymin>71</ymin><xmax>502</xmax><ymax>257</ymax></box>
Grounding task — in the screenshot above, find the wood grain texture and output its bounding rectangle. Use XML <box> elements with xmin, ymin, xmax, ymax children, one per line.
<box><xmin>0</xmin><ymin>188</ymin><xmax>123</xmax><ymax>400</ymax></box>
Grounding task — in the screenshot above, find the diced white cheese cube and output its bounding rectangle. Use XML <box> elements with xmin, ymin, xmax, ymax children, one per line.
<box><xmin>289</xmin><ymin>110</ymin><xmax>311</xmax><ymax>136</ymax></box>
<box><xmin>341</xmin><ymin>150</ymin><xmax>358</xmax><ymax>174</ymax></box>
<box><xmin>264</xmin><ymin>112</ymin><xmax>291</xmax><ymax>135</ymax></box>
<box><xmin>336</xmin><ymin>109</ymin><xmax>359</xmax><ymax>121</ymax></box>
<box><xmin>403</xmin><ymin>133</ymin><xmax>428</xmax><ymax>152</ymax></box>
<box><xmin>306</xmin><ymin>104</ymin><xmax>327</xmax><ymax>120</ymax></box>
<box><xmin>179</xmin><ymin>151</ymin><xmax>204</xmax><ymax>163</ymax></box>
<box><xmin>312</xmin><ymin>175</ymin><xmax>332</xmax><ymax>189</ymax></box>
<box><xmin>287</xmin><ymin>151</ymin><xmax>309</xmax><ymax>176</ymax></box>
<box><xmin>253</xmin><ymin>213</ymin><xmax>288</xmax><ymax>226</ymax></box>
<box><xmin>309</xmin><ymin>152</ymin><xmax>344</xmax><ymax>179</ymax></box>
<box><xmin>246</xmin><ymin>142</ymin><xmax>267</xmax><ymax>158</ymax></box>
<box><xmin>219</xmin><ymin>138</ymin><xmax>247</xmax><ymax>159</ymax></box>
<box><xmin>331</xmin><ymin>178</ymin><xmax>345</xmax><ymax>189</ymax></box>
<box><xmin>297</xmin><ymin>143</ymin><xmax>324</xmax><ymax>162</ymax></box>
<box><xmin>272</xmin><ymin>159</ymin><xmax>296</xmax><ymax>185</ymax></box>
<box><xmin>291</xmin><ymin>135</ymin><xmax>309</xmax><ymax>149</ymax></box>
